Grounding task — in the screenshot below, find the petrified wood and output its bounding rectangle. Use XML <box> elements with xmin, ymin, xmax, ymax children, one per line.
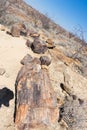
<box><xmin>31</xmin><ymin>38</ymin><xmax>48</xmax><ymax>54</ymax></box>
<box><xmin>15</xmin><ymin>57</ymin><xmax>58</xmax><ymax>130</ymax></box>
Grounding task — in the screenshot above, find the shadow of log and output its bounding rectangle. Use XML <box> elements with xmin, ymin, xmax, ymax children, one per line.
<box><xmin>0</xmin><ymin>87</ymin><xmax>14</xmax><ymax>108</ymax></box>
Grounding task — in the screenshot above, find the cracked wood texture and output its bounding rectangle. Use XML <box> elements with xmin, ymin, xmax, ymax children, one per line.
<box><xmin>15</xmin><ymin>58</ymin><xmax>59</xmax><ymax>130</ymax></box>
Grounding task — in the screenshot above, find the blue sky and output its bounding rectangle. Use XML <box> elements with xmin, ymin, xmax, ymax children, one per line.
<box><xmin>25</xmin><ymin>0</ymin><xmax>87</xmax><ymax>41</ymax></box>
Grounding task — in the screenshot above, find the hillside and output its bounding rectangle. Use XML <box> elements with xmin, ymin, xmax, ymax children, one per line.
<box><xmin>0</xmin><ymin>1</ymin><xmax>87</xmax><ymax>130</ymax></box>
<box><xmin>0</xmin><ymin>0</ymin><xmax>87</xmax><ymax>78</ymax></box>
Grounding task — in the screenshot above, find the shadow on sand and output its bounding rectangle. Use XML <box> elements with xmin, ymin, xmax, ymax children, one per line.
<box><xmin>0</xmin><ymin>87</ymin><xmax>14</xmax><ymax>108</ymax></box>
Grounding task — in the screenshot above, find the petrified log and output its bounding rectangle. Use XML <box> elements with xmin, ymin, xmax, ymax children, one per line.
<box><xmin>31</xmin><ymin>38</ymin><xmax>48</xmax><ymax>54</ymax></box>
<box><xmin>11</xmin><ymin>23</ymin><xmax>26</xmax><ymax>37</ymax></box>
<box><xmin>15</xmin><ymin>57</ymin><xmax>58</xmax><ymax>130</ymax></box>
<box><xmin>11</xmin><ymin>25</ymin><xmax>20</xmax><ymax>37</ymax></box>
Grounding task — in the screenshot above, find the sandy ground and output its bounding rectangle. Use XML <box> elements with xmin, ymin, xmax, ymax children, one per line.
<box><xmin>0</xmin><ymin>30</ymin><xmax>33</xmax><ymax>130</ymax></box>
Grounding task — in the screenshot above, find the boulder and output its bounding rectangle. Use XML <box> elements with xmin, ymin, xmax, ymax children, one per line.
<box><xmin>26</xmin><ymin>39</ymin><xmax>32</xmax><ymax>48</ymax></box>
<box><xmin>15</xmin><ymin>56</ymin><xmax>59</xmax><ymax>130</ymax></box>
<box><xmin>40</xmin><ymin>56</ymin><xmax>51</xmax><ymax>66</ymax></box>
<box><xmin>31</xmin><ymin>38</ymin><xmax>48</xmax><ymax>54</ymax></box>
<box><xmin>11</xmin><ymin>25</ymin><xmax>20</xmax><ymax>37</ymax></box>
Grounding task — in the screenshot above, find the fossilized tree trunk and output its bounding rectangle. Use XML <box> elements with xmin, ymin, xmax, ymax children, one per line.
<box><xmin>15</xmin><ymin>57</ymin><xmax>59</xmax><ymax>130</ymax></box>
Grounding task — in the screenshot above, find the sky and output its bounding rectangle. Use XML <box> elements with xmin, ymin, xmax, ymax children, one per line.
<box><xmin>25</xmin><ymin>0</ymin><xmax>87</xmax><ymax>41</ymax></box>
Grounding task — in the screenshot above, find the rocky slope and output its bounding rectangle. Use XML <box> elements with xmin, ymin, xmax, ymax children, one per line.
<box><xmin>0</xmin><ymin>0</ymin><xmax>87</xmax><ymax>130</ymax></box>
<box><xmin>0</xmin><ymin>0</ymin><xmax>87</xmax><ymax>78</ymax></box>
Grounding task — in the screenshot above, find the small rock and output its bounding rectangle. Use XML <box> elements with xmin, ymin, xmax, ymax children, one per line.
<box><xmin>78</xmin><ymin>98</ymin><xmax>84</xmax><ymax>105</ymax></box>
<box><xmin>20</xmin><ymin>54</ymin><xmax>33</xmax><ymax>65</ymax></box>
<box><xmin>0</xmin><ymin>68</ymin><xmax>6</xmax><ymax>75</ymax></box>
<box><xmin>40</xmin><ymin>56</ymin><xmax>51</xmax><ymax>66</ymax></box>
<box><xmin>41</xmin><ymin>65</ymin><xmax>48</xmax><ymax>70</ymax></box>
<box><xmin>30</xmin><ymin>32</ymin><xmax>40</xmax><ymax>38</ymax></box>
<box><xmin>46</xmin><ymin>39</ymin><xmax>53</xmax><ymax>44</ymax></box>
<box><xmin>59</xmin><ymin>119</ymin><xmax>68</xmax><ymax>128</ymax></box>
<box><xmin>46</xmin><ymin>38</ymin><xmax>55</xmax><ymax>49</ymax></box>
<box><xmin>60</xmin><ymin>83</ymin><xmax>72</xmax><ymax>96</ymax></box>
<box><xmin>31</xmin><ymin>38</ymin><xmax>48</xmax><ymax>54</ymax></box>
<box><xmin>72</xmin><ymin>95</ymin><xmax>77</xmax><ymax>100</ymax></box>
